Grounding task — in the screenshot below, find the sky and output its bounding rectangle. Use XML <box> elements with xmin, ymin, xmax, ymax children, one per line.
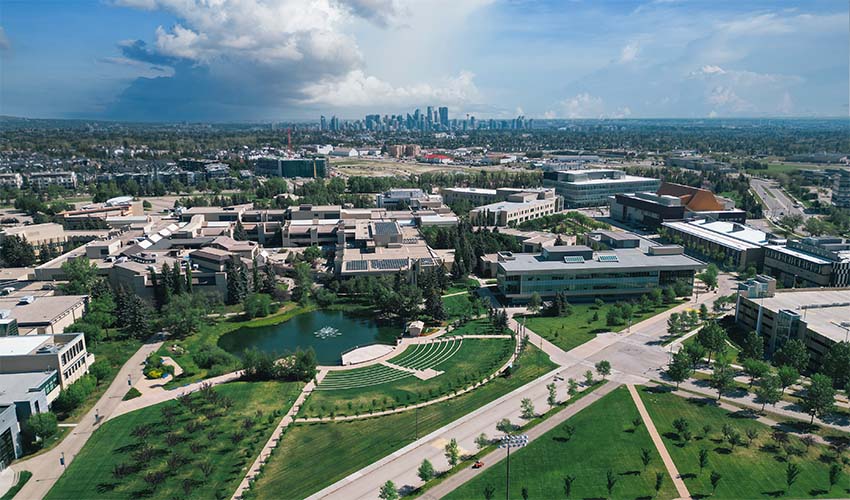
<box><xmin>0</xmin><ymin>0</ymin><xmax>847</xmax><ymax>122</ymax></box>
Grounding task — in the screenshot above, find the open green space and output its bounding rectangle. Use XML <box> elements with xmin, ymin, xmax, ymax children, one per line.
<box><xmin>46</xmin><ymin>381</ymin><xmax>303</xmax><ymax>500</ymax></box>
<box><xmin>250</xmin><ymin>345</ymin><xmax>557</xmax><ymax>499</ymax></box>
<box><xmin>445</xmin><ymin>386</ymin><xmax>677</xmax><ymax>500</ymax></box>
<box><xmin>303</xmin><ymin>337</ymin><xmax>513</xmax><ymax>417</ymax></box>
<box><xmin>639</xmin><ymin>386</ymin><xmax>850</xmax><ymax>499</ymax></box>
<box><xmin>444</xmin><ymin>278</ymin><xmax>480</xmax><ymax>296</ymax></box>
<box><xmin>745</xmin><ymin>162</ymin><xmax>831</xmax><ymax>177</ymax></box>
<box><xmin>158</xmin><ymin>303</ymin><xmax>314</xmax><ymax>388</ymax></box>
<box><xmin>449</xmin><ymin>318</ymin><xmax>510</xmax><ymax>336</ymax></box>
<box><xmin>60</xmin><ymin>336</ymin><xmax>142</xmax><ymax>423</ymax></box>
<box><xmin>521</xmin><ymin>301</ymin><xmax>682</xmax><ymax>353</ymax></box>
<box><xmin>442</xmin><ymin>292</ymin><xmax>485</xmax><ymax>320</ymax></box>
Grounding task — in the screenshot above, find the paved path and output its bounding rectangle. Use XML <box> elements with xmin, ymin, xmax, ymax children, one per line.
<box><xmin>232</xmin><ymin>379</ymin><xmax>316</xmax><ymax>500</ymax></box>
<box><xmin>421</xmin><ymin>382</ymin><xmax>619</xmax><ymax>499</ymax></box>
<box><xmin>13</xmin><ymin>340</ymin><xmax>163</xmax><ymax>500</ymax></box>
<box><xmin>109</xmin><ymin>370</ymin><xmax>243</xmax><ymax>419</ymax></box>
<box><xmin>626</xmin><ymin>384</ymin><xmax>691</xmax><ymax>500</ymax></box>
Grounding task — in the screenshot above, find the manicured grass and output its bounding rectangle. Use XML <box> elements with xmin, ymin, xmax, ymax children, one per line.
<box><xmin>60</xmin><ymin>336</ymin><xmax>142</xmax><ymax>423</ymax></box>
<box><xmin>46</xmin><ymin>381</ymin><xmax>303</xmax><ymax>500</ymax></box>
<box><xmin>251</xmin><ymin>345</ymin><xmax>557</xmax><ymax>499</ymax></box>
<box><xmin>449</xmin><ymin>318</ymin><xmax>510</xmax><ymax>336</ymax></box>
<box><xmin>442</xmin><ymin>293</ymin><xmax>483</xmax><ymax>320</ymax></box>
<box><xmin>159</xmin><ymin>303</ymin><xmax>314</xmax><ymax>388</ymax></box>
<box><xmin>303</xmin><ymin>338</ymin><xmax>513</xmax><ymax>417</ymax></box>
<box><xmin>639</xmin><ymin>386</ymin><xmax>850</xmax><ymax>499</ymax></box>
<box><xmin>1</xmin><ymin>471</ymin><xmax>32</xmax><ymax>500</ymax></box>
<box><xmin>444</xmin><ymin>278</ymin><xmax>480</xmax><ymax>296</ymax></box>
<box><xmin>522</xmin><ymin>301</ymin><xmax>682</xmax><ymax>353</ymax></box>
<box><xmin>445</xmin><ymin>386</ymin><xmax>678</xmax><ymax>500</ymax></box>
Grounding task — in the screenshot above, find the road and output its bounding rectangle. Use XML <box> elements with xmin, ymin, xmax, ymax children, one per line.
<box><xmin>12</xmin><ymin>340</ymin><xmax>163</xmax><ymax>500</ymax></box>
<box><xmin>750</xmin><ymin>178</ymin><xmax>807</xmax><ymax>220</ymax></box>
<box><xmin>309</xmin><ymin>276</ymin><xmax>736</xmax><ymax>500</ymax></box>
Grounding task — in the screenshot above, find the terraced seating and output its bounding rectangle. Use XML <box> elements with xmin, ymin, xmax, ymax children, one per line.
<box><xmin>317</xmin><ymin>364</ymin><xmax>412</xmax><ymax>391</ymax></box>
<box><xmin>391</xmin><ymin>338</ymin><xmax>463</xmax><ymax>371</ymax></box>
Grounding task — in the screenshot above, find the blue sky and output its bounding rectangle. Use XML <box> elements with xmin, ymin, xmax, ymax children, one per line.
<box><xmin>0</xmin><ymin>0</ymin><xmax>847</xmax><ymax>121</ymax></box>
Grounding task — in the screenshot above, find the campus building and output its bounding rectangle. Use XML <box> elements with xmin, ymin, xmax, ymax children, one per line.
<box><xmin>543</xmin><ymin>169</ymin><xmax>660</xmax><ymax>208</ymax></box>
<box><xmin>0</xmin><ymin>173</ymin><xmax>23</xmax><ymax>189</ymax></box>
<box><xmin>661</xmin><ymin>219</ymin><xmax>777</xmax><ymax>270</ymax></box>
<box><xmin>609</xmin><ymin>182</ymin><xmax>744</xmax><ymax>229</ymax></box>
<box><xmin>26</xmin><ymin>172</ymin><xmax>78</xmax><ymax>190</ymax></box>
<box><xmin>763</xmin><ymin>237</ymin><xmax>850</xmax><ymax>288</ymax></box>
<box><xmin>832</xmin><ymin>169</ymin><xmax>850</xmax><ymax>208</ymax></box>
<box><xmin>467</xmin><ymin>190</ymin><xmax>562</xmax><ymax>227</ymax></box>
<box><xmin>0</xmin><ymin>294</ymin><xmax>88</xmax><ymax>335</ymax></box>
<box><xmin>0</xmin><ymin>333</ymin><xmax>92</xmax><ymax>388</ymax></box>
<box><xmin>494</xmin><ymin>243</ymin><xmax>704</xmax><ymax>303</ymax></box>
<box><xmin>375</xmin><ymin>189</ymin><xmax>443</xmax><ymax>210</ymax></box>
<box><xmin>735</xmin><ymin>287</ymin><xmax>850</xmax><ymax>369</ymax></box>
<box><xmin>254</xmin><ymin>157</ymin><xmax>327</xmax><ymax>178</ymax></box>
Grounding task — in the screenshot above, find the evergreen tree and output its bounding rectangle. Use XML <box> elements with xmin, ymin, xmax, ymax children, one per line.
<box><xmin>252</xmin><ymin>258</ymin><xmax>261</xmax><ymax>293</ymax></box>
<box><xmin>261</xmin><ymin>265</ymin><xmax>277</xmax><ymax>295</ymax></box>
<box><xmin>171</xmin><ymin>262</ymin><xmax>182</xmax><ymax>295</ymax></box>
<box><xmin>0</xmin><ymin>235</ymin><xmax>36</xmax><ymax>266</ymax></box>
<box><xmin>226</xmin><ymin>261</ymin><xmax>248</xmax><ymax>305</ymax></box>
<box><xmin>424</xmin><ymin>288</ymin><xmax>446</xmax><ymax>321</ymax></box>
<box><xmin>233</xmin><ymin>219</ymin><xmax>248</xmax><ymax>241</ymax></box>
<box><xmin>185</xmin><ymin>265</ymin><xmax>193</xmax><ymax>293</ymax></box>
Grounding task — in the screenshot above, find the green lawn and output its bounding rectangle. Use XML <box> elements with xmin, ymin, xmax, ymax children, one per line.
<box><xmin>442</xmin><ymin>293</ymin><xmax>484</xmax><ymax>320</ymax></box>
<box><xmin>639</xmin><ymin>386</ymin><xmax>850</xmax><ymax>499</ymax></box>
<box><xmin>250</xmin><ymin>345</ymin><xmax>557</xmax><ymax>499</ymax></box>
<box><xmin>302</xmin><ymin>337</ymin><xmax>513</xmax><ymax>417</ymax></box>
<box><xmin>444</xmin><ymin>278</ymin><xmax>480</xmax><ymax>296</ymax></box>
<box><xmin>159</xmin><ymin>303</ymin><xmax>314</xmax><ymax>388</ymax></box>
<box><xmin>449</xmin><ymin>318</ymin><xmax>510</xmax><ymax>336</ymax></box>
<box><xmin>445</xmin><ymin>386</ymin><xmax>678</xmax><ymax>500</ymax></box>
<box><xmin>521</xmin><ymin>301</ymin><xmax>682</xmax><ymax>353</ymax></box>
<box><xmin>60</xmin><ymin>336</ymin><xmax>142</xmax><ymax>423</ymax></box>
<box><xmin>745</xmin><ymin>162</ymin><xmax>831</xmax><ymax>177</ymax></box>
<box><xmin>46</xmin><ymin>381</ymin><xmax>303</xmax><ymax>500</ymax></box>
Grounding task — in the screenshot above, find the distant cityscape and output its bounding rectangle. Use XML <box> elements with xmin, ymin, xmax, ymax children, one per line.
<box><xmin>320</xmin><ymin>106</ymin><xmax>530</xmax><ymax>132</ymax></box>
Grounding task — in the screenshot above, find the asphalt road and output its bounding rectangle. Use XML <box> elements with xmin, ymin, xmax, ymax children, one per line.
<box><xmin>750</xmin><ymin>178</ymin><xmax>806</xmax><ymax>219</ymax></box>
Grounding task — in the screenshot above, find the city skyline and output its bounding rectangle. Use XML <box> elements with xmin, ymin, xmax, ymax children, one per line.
<box><xmin>0</xmin><ymin>0</ymin><xmax>847</xmax><ymax>122</ymax></box>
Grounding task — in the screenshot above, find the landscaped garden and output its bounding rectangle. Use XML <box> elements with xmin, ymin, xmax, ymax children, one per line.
<box><xmin>249</xmin><ymin>345</ymin><xmax>557</xmax><ymax>499</ymax></box>
<box><xmin>303</xmin><ymin>337</ymin><xmax>514</xmax><ymax>417</ymax></box>
<box><xmin>639</xmin><ymin>386</ymin><xmax>850</xmax><ymax>498</ymax></box>
<box><xmin>46</xmin><ymin>381</ymin><xmax>303</xmax><ymax>500</ymax></box>
<box><xmin>444</xmin><ymin>386</ymin><xmax>678</xmax><ymax>500</ymax></box>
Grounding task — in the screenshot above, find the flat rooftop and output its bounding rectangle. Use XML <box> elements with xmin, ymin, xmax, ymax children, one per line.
<box><xmin>443</xmin><ymin>187</ymin><xmax>498</xmax><ymax>195</ymax></box>
<box><xmin>0</xmin><ymin>295</ymin><xmax>87</xmax><ymax>325</ymax></box>
<box><xmin>499</xmin><ymin>247</ymin><xmax>704</xmax><ymax>273</ymax></box>
<box><xmin>752</xmin><ymin>289</ymin><xmax>850</xmax><ymax>343</ymax></box>
<box><xmin>472</xmin><ymin>198</ymin><xmax>554</xmax><ymax>212</ymax></box>
<box><xmin>0</xmin><ymin>336</ymin><xmax>51</xmax><ymax>356</ymax></box>
<box><xmin>663</xmin><ymin>219</ymin><xmax>769</xmax><ymax>251</ymax></box>
<box><xmin>766</xmin><ymin>244</ymin><xmax>833</xmax><ymax>265</ymax></box>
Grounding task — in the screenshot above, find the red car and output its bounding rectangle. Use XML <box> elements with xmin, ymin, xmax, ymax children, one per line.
<box><xmin>472</xmin><ymin>461</ymin><xmax>484</xmax><ymax>469</ymax></box>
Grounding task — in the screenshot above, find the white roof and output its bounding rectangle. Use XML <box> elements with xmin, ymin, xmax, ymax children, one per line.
<box><xmin>662</xmin><ymin>219</ymin><xmax>769</xmax><ymax>251</ymax></box>
<box><xmin>0</xmin><ymin>336</ymin><xmax>49</xmax><ymax>356</ymax></box>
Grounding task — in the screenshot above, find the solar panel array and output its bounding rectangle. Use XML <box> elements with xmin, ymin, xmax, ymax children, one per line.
<box><xmin>563</xmin><ymin>255</ymin><xmax>585</xmax><ymax>263</ymax></box>
<box><xmin>419</xmin><ymin>258</ymin><xmax>435</xmax><ymax>266</ymax></box>
<box><xmin>344</xmin><ymin>260</ymin><xmax>368</xmax><ymax>271</ymax></box>
<box><xmin>597</xmin><ymin>254</ymin><xmax>619</xmax><ymax>262</ymax></box>
<box><xmin>373</xmin><ymin>222</ymin><xmax>400</xmax><ymax>236</ymax></box>
<box><xmin>371</xmin><ymin>258</ymin><xmax>408</xmax><ymax>270</ymax></box>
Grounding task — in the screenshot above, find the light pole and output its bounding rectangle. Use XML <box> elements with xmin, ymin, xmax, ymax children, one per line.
<box><xmin>498</xmin><ymin>434</ymin><xmax>528</xmax><ymax>500</ymax></box>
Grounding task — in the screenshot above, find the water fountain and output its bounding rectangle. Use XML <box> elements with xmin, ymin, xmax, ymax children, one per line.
<box><xmin>314</xmin><ymin>326</ymin><xmax>342</xmax><ymax>339</ymax></box>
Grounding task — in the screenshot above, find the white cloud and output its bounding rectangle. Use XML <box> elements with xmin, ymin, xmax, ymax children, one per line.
<box><xmin>619</xmin><ymin>42</ymin><xmax>639</xmax><ymax>63</ymax></box>
<box><xmin>543</xmin><ymin>110</ymin><xmax>556</xmax><ymax>119</ymax></box>
<box><xmin>708</xmin><ymin>85</ymin><xmax>751</xmax><ymax>112</ymax></box>
<box><xmin>697</xmin><ymin>65</ymin><xmax>726</xmax><ymax>75</ymax></box>
<box><xmin>560</xmin><ymin>93</ymin><xmax>605</xmax><ymax>118</ymax></box>
<box><xmin>778</xmin><ymin>91</ymin><xmax>794</xmax><ymax>115</ymax></box>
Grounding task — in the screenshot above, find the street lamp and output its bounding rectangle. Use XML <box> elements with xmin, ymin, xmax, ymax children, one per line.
<box><xmin>498</xmin><ymin>434</ymin><xmax>528</xmax><ymax>500</ymax></box>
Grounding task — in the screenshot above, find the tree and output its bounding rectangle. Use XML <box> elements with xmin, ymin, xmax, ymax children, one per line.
<box><xmin>233</xmin><ymin>219</ymin><xmax>248</xmax><ymax>241</ymax></box>
<box><xmin>379</xmin><ymin>480</ymin><xmax>398</xmax><ymax>500</ymax></box>
<box><xmin>606</xmin><ymin>469</ymin><xmax>617</xmax><ymax>497</ymax></box>
<box><xmin>226</xmin><ymin>260</ymin><xmax>248</xmax><ymax>305</ymax></box>
<box><xmin>685</xmin><ymin>342</ymin><xmax>707</xmax><ymax>369</ymax></box>
<box><xmin>698</xmin><ymin>263</ymin><xmax>719</xmax><ymax>289</ymax></box>
<box><xmin>828</xmin><ymin>463</ymin><xmax>842</xmax><ymax>491</ymax></box>
<box><xmin>251</xmin><ymin>259</ymin><xmax>261</xmax><ymax>293</ymax></box>
<box><xmin>243</xmin><ymin>293</ymin><xmax>273</xmax><ymax>319</ymax></box>
<box><xmin>822</xmin><ymin>341</ymin><xmax>850</xmax><ymax>389</ymax></box>
<box><xmin>697</xmin><ymin>322</ymin><xmax>728</xmax><ymax>364</ymax></box>
<box><xmin>444</xmin><ymin>438</ymin><xmax>460</xmax><ymax>467</ymax></box>
<box><xmin>417</xmin><ymin>459</ymin><xmax>434</xmax><ymax>483</ymax></box>
<box><xmin>785</xmin><ymin>462</ymin><xmax>800</xmax><ymax>494</ymax></box>
<box><xmin>292</xmin><ymin>261</ymin><xmax>313</xmax><ymax>304</ymax></box>
<box><xmin>483</xmin><ymin>484</ymin><xmax>495</xmax><ymax>500</ymax></box>
<box><xmin>158</xmin><ymin>293</ymin><xmax>208</xmax><ymax>337</ymax></box>
<box><xmin>740</xmin><ymin>330</ymin><xmax>765</xmax><ymax>361</ymax></box>
<box><xmin>654</xmin><ymin>472</ymin><xmax>664</xmax><ymax>498</ymax></box>
<box><xmin>424</xmin><ymin>289</ymin><xmax>446</xmax><ymax>321</ymax></box>
<box><xmin>584</xmin><ymin>370</ymin><xmax>594</xmax><ymax>386</ymax></box>
<box><xmin>710</xmin><ymin>471</ymin><xmax>722</xmax><ymax>494</ymax></box>
<box><xmin>640</xmin><ymin>447</ymin><xmax>652</xmax><ymax>472</ymax></box>
<box><xmin>520</xmin><ymin>398</ymin><xmax>535</xmax><ymax>419</ymax></box>
<box><xmin>547</xmin><ymin>382</ymin><xmax>557</xmax><ymax>408</ymax></box>
<box><xmin>699</xmin><ymin>303</ymin><xmax>710</xmax><ymax>320</ymax></box>
<box><xmin>755</xmin><ymin>374</ymin><xmax>782</xmax><ymax>412</ymax></box>
<box><xmin>742</xmin><ymin>359</ymin><xmax>770</xmax><ymax>386</ymax></box>
<box><xmin>527</xmin><ymin>292</ymin><xmax>542</xmax><ymax>314</ymax></box>
<box><xmin>567</xmin><ymin>378</ymin><xmax>579</xmax><ymax>397</ymax></box>
<box><xmin>777</xmin><ymin>365</ymin><xmax>800</xmax><ymax>395</ymax></box>
<box><xmin>595</xmin><ymin>360</ymin><xmax>611</xmax><ymax>380</ymax></box>
<box><xmin>563</xmin><ymin>474</ymin><xmax>576</xmax><ymax>498</ymax></box>
<box><xmin>521</xmin><ymin>487</ymin><xmax>529</xmax><ymax>500</ymax></box>
<box><xmin>496</xmin><ymin>418</ymin><xmax>513</xmax><ymax>434</ymax></box>
<box><xmin>774</xmin><ymin>339</ymin><xmax>809</xmax><ymax>373</ymax></box>
<box><xmin>698</xmin><ymin>448</ymin><xmax>709</xmax><ymax>475</ymax></box>
<box><xmin>800</xmin><ymin>373</ymin><xmax>836</xmax><ymax>424</ymax></box>
<box><xmin>666</xmin><ymin>349</ymin><xmax>693</xmax><ymax>389</ymax></box>
<box><xmin>745</xmin><ymin>428</ymin><xmax>759</xmax><ymax>447</ymax></box>
<box><xmin>22</xmin><ymin>412</ymin><xmax>58</xmax><ymax>444</ymax></box>
<box><xmin>302</xmin><ymin>245</ymin><xmax>323</xmax><ymax>263</ymax></box>
<box><xmin>709</xmin><ymin>361</ymin><xmax>734</xmax><ymax>401</ymax></box>
<box><xmin>475</xmin><ymin>433</ymin><xmax>489</xmax><ymax>450</ymax></box>
<box><xmin>60</xmin><ymin>257</ymin><xmax>99</xmax><ymax>295</ymax></box>
<box><xmin>0</xmin><ymin>235</ymin><xmax>36</xmax><ymax>266</ymax></box>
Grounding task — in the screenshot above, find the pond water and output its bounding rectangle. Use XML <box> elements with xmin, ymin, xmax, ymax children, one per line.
<box><xmin>217</xmin><ymin>309</ymin><xmax>401</xmax><ymax>365</ymax></box>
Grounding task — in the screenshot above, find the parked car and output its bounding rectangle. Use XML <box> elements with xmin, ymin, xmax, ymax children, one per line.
<box><xmin>472</xmin><ymin>461</ymin><xmax>484</xmax><ymax>469</ymax></box>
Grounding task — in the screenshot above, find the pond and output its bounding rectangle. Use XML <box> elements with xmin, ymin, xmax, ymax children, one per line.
<box><xmin>217</xmin><ymin>309</ymin><xmax>402</xmax><ymax>365</ymax></box>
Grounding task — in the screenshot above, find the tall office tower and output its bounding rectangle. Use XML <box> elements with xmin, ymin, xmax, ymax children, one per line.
<box><xmin>320</xmin><ymin>115</ymin><xmax>327</xmax><ymax>131</ymax></box>
<box><xmin>329</xmin><ymin>116</ymin><xmax>339</xmax><ymax>131</ymax></box>
<box><xmin>426</xmin><ymin>106</ymin><xmax>433</xmax><ymax>129</ymax></box>
<box><xmin>470</xmin><ymin>116</ymin><xmax>476</xmax><ymax>129</ymax></box>
<box><xmin>438</xmin><ymin>106</ymin><xmax>449</xmax><ymax>128</ymax></box>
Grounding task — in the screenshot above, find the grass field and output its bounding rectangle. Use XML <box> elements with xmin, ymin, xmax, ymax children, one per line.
<box><xmin>745</xmin><ymin>162</ymin><xmax>831</xmax><ymax>177</ymax></box>
<box><xmin>449</xmin><ymin>318</ymin><xmax>510</xmax><ymax>336</ymax></box>
<box><xmin>303</xmin><ymin>337</ymin><xmax>513</xmax><ymax>417</ymax></box>
<box><xmin>46</xmin><ymin>381</ymin><xmax>303</xmax><ymax>500</ymax></box>
<box><xmin>444</xmin><ymin>386</ymin><xmax>678</xmax><ymax>500</ymax></box>
<box><xmin>639</xmin><ymin>386</ymin><xmax>850</xmax><ymax>499</ymax></box>
<box><xmin>442</xmin><ymin>292</ymin><xmax>485</xmax><ymax>320</ymax></box>
<box><xmin>444</xmin><ymin>278</ymin><xmax>480</xmax><ymax>296</ymax></box>
<box><xmin>521</xmin><ymin>301</ymin><xmax>682</xmax><ymax>353</ymax></box>
<box><xmin>250</xmin><ymin>345</ymin><xmax>557</xmax><ymax>499</ymax></box>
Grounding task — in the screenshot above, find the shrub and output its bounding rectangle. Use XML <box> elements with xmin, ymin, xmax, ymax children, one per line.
<box><xmin>88</xmin><ymin>360</ymin><xmax>112</xmax><ymax>384</ymax></box>
<box><xmin>22</xmin><ymin>412</ymin><xmax>58</xmax><ymax>445</ymax></box>
<box><xmin>192</xmin><ymin>344</ymin><xmax>233</xmax><ymax>370</ymax></box>
<box><xmin>123</xmin><ymin>387</ymin><xmax>142</xmax><ymax>400</ymax></box>
<box><xmin>243</xmin><ymin>293</ymin><xmax>273</xmax><ymax>319</ymax></box>
<box><xmin>53</xmin><ymin>374</ymin><xmax>97</xmax><ymax>415</ymax></box>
